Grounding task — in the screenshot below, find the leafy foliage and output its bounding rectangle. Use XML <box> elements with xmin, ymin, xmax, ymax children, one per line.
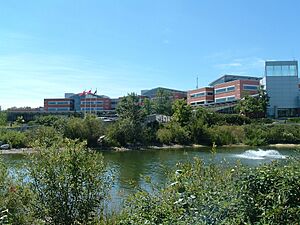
<box><xmin>118</xmin><ymin>157</ymin><xmax>300</xmax><ymax>225</ymax></box>
<box><xmin>116</xmin><ymin>93</ymin><xmax>145</xmax><ymax>122</ymax></box>
<box><xmin>28</xmin><ymin>139</ymin><xmax>110</xmax><ymax>224</ymax></box>
<box><xmin>0</xmin><ymin>112</ymin><xmax>7</xmax><ymax>126</ymax></box>
<box><xmin>172</xmin><ymin>99</ymin><xmax>192</xmax><ymax>127</ymax></box>
<box><xmin>0</xmin><ymin>130</ymin><xmax>28</xmax><ymax>148</ymax></box>
<box><xmin>152</xmin><ymin>88</ymin><xmax>173</xmax><ymax>116</ymax></box>
<box><xmin>236</xmin><ymin>88</ymin><xmax>269</xmax><ymax>118</ymax></box>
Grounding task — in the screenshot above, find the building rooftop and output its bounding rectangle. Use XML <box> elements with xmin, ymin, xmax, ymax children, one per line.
<box><xmin>209</xmin><ymin>74</ymin><xmax>261</xmax><ymax>87</ymax></box>
<box><xmin>141</xmin><ymin>87</ymin><xmax>187</xmax><ymax>98</ymax></box>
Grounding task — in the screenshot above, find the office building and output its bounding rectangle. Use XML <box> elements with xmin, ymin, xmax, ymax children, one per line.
<box><xmin>187</xmin><ymin>87</ymin><xmax>214</xmax><ymax>106</ymax></box>
<box><xmin>261</xmin><ymin>60</ymin><xmax>299</xmax><ymax>117</ymax></box>
<box><xmin>44</xmin><ymin>98</ymin><xmax>74</xmax><ymax>112</ymax></box>
<box><xmin>187</xmin><ymin>75</ymin><xmax>261</xmax><ymax>106</ymax></box>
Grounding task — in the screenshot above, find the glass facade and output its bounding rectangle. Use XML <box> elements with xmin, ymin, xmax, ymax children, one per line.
<box><xmin>266</xmin><ymin>61</ymin><xmax>298</xmax><ymax>76</ymax></box>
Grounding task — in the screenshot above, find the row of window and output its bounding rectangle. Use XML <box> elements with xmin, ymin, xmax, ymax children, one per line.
<box><xmin>191</xmin><ymin>100</ymin><xmax>214</xmax><ymax>105</ymax></box>
<box><xmin>215</xmin><ymin>96</ymin><xmax>236</xmax><ymax>103</ymax></box>
<box><xmin>48</xmin><ymin>101</ymin><xmax>72</xmax><ymax>105</ymax></box>
<box><xmin>48</xmin><ymin>108</ymin><xmax>71</xmax><ymax>111</ymax></box>
<box><xmin>190</xmin><ymin>92</ymin><xmax>213</xmax><ymax>98</ymax></box>
<box><xmin>243</xmin><ymin>85</ymin><xmax>258</xmax><ymax>91</ymax></box>
<box><xmin>266</xmin><ymin>65</ymin><xmax>297</xmax><ymax>77</ymax></box>
<box><xmin>80</xmin><ymin>101</ymin><xmax>104</xmax><ymax>104</ymax></box>
<box><xmin>215</xmin><ymin>86</ymin><xmax>235</xmax><ymax>94</ymax></box>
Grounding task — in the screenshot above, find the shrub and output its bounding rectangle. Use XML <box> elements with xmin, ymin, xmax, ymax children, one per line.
<box><xmin>221</xmin><ymin>114</ymin><xmax>251</xmax><ymax>126</ymax></box>
<box><xmin>0</xmin><ymin>130</ymin><xmax>28</xmax><ymax>148</ymax></box>
<box><xmin>118</xmin><ymin>157</ymin><xmax>300</xmax><ymax>225</ymax></box>
<box><xmin>207</xmin><ymin>125</ymin><xmax>245</xmax><ymax>146</ymax></box>
<box><xmin>157</xmin><ymin>122</ymin><xmax>191</xmax><ymax>145</ymax></box>
<box><xmin>28</xmin><ymin>139</ymin><xmax>110</xmax><ymax>224</ymax></box>
<box><xmin>26</xmin><ymin>126</ymin><xmax>63</xmax><ymax>147</ymax></box>
<box><xmin>243</xmin><ymin>125</ymin><xmax>268</xmax><ymax>146</ymax></box>
<box><xmin>265</xmin><ymin>125</ymin><xmax>300</xmax><ymax>144</ymax></box>
<box><xmin>0</xmin><ymin>159</ymin><xmax>36</xmax><ymax>224</ymax></box>
<box><xmin>237</xmin><ymin>159</ymin><xmax>300</xmax><ymax>224</ymax></box>
<box><xmin>63</xmin><ymin>115</ymin><xmax>105</xmax><ymax>147</ymax></box>
<box><xmin>107</xmin><ymin>118</ymin><xmax>146</xmax><ymax>147</ymax></box>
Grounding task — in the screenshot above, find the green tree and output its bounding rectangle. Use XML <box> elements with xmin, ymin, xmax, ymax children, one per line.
<box><xmin>236</xmin><ymin>88</ymin><xmax>269</xmax><ymax>118</ymax></box>
<box><xmin>172</xmin><ymin>99</ymin><xmax>192</xmax><ymax>127</ymax></box>
<box><xmin>109</xmin><ymin>93</ymin><xmax>146</xmax><ymax>146</ymax></box>
<box><xmin>117</xmin><ymin>93</ymin><xmax>145</xmax><ymax>122</ymax></box>
<box><xmin>142</xmin><ymin>98</ymin><xmax>154</xmax><ymax>115</ymax></box>
<box><xmin>29</xmin><ymin>139</ymin><xmax>110</xmax><ymax>224</ymax></box>
<box><xmin>153</xmin><ymin>88</ymin><xmax>173</xmax><ymax>116</ymax></box>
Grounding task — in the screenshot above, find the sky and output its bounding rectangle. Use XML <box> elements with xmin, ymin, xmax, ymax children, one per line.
<box><xmin>1</xmin><ymin>0</ymin><xmax>300</xmax><ymax>109</ymax></box>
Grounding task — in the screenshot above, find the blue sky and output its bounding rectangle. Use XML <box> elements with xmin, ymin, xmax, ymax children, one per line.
<box><xmin>1</xmin><ymin>0</ymin><xmax>300</xmax><ymax>109</ymax></box>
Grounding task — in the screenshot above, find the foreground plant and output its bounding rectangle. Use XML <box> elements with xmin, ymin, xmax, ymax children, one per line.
<box><xmin>28</xmin><ymin>139</ymin><xmax>110</xmax><ymax>224</ymax></box>
<box><xmin>118</xmin><ymin>157</ymin><xmax>300</xmax><ymax>225</ymax></box>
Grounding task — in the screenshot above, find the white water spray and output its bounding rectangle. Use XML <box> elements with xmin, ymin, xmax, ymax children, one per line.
<box><xmin>235</xmin><ymin>149</ymin><xmax>286</xmax><ymax>160</ymax></box>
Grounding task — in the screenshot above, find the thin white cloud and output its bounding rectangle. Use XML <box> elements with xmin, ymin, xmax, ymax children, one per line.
<box><xmin>0</xmin><ymin>53</ymin><xmax>167</xmax><ymax>109</ymax></box>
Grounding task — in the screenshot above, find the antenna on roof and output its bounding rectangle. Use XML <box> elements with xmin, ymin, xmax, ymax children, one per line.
<box><xmin>196</xmin><ymin>75</ymin><xmax>198</xmax><ymax>89</ymax></box>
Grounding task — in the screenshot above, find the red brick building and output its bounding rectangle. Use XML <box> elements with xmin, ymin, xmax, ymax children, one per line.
<box><xmin>187</xmin><ymin>75</ymin><xmax>261</xmax><ymax>107</ymax></box>
<box><xmin>214</xmin><ymin>79</ymin><xmax>260</xmax><ymax>103</ymax></box>
<box><xmin>44</xmin><ymin>98</ymin><xmax>74</xmax><ymax>112</ymax></box>
<box><xmin>80</xmin><ymin>95</ymin><xmax>111</xmax><ymax>111</ymax></box>
<box><xmin>187</xmin><ymin>87</ymin><xmax>214</xmax><ymax>106</ymax></box>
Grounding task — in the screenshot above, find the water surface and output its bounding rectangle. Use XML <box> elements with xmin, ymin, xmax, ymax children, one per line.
<box><xmin>1</xmin><ymin>147</ymin><xmax>298</xmax><ymax>211</ymax></box>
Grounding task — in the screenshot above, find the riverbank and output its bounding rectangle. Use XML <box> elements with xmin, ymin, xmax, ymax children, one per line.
<box><xmin>2</xmin><ymin>143</ymin><xmax>300</xmax><ymax>154</ymax></box>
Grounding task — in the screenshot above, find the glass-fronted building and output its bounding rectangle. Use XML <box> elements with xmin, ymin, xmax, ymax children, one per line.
<box><xmin>261</xmin><ymin>61</ymin><xmax>299</xmax><ymax>117</ymax></box>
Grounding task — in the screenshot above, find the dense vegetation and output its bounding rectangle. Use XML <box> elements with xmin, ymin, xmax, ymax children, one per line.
<box><xmin>1</xmin><ymin>91</ymin><xmax>300</xmax><ymax>149</ymax></box>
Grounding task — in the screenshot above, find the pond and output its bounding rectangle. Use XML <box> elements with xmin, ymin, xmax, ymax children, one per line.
<box><xmin>1</xmin><ymin>146</ymin><xmax>299</xmax><ymax>211</ymax></box>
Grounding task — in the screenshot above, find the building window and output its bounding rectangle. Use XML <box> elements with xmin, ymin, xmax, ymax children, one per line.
<box><xmin>215</xmin><ymin>98</ymin><xmax>226</xmax><ymax>103</ymax></box>
<box><xmin>215</xmin><ymin>88</ymin><xmax>226</xmax><ymax>94</ymax></box>
<box><xmin>243</xmin><ymin>85</ymin><xmax>258</xmax><ymax>91</ymax></box>
<box><xmin>215</xmin><ymin>86</ymin><xmax>235</xmax><ymax>94</ymax></box>
<box><xmin>226</xmin><ymin>86</ymin><xmax>235</xmax><ymax>92</ymax></box>
<box><xmin>266</xmin><ymin>64</ymin><xmax>297</xmax><ymax>76</ymax></box>
<box><xmin>190</xmin><ymin>92</ymin><xmax>205</xmax><ymax>98</ymax></box>
<box><xmin>227</xmin><ymin>96</ymin><xmax>235</xmax><ymax>101</ymax></box>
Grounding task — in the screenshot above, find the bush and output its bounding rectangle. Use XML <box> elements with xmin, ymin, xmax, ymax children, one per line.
<box><xmin>0</xmin><ymin>130</ymin><xmax>28</xmax><ymax>148</ymax></box>
<box><xmin>0</xmin><ymin>159</ymin><xmax>36</xmax><ymax>224</ymax></box>
<box><xmin>107</xmin><ymin>118</ymin><xmax>146</xmax><ymax>147</ymax></box>
<box><xmin>220</xmin><ymin>114</ymin><xmax>251</xmax><ymax>126</ymax></box>
<box><xmin>118</xmin><ymin>157</ymin><xmax>300</xmax><ymax>224</ymax></box>
<box><xmin>26</xmin><ymin>126</ymin><xmax>63</xmax><ymax>148</ymax></box>
<box><xmin>243</xmin><ymin>125</ymin><xmax>268</xmax><ymax>146</ymax></box>
<box><xmin>62</xmin><ymin>115</ymin><xmax>105</xmax><ymax>147</ymax></box>
<box><xmin>265</xmin><ymin>125</ymin><xmax>300</xmax><ymax>144</ymax></box>
<box><xmin>237</xmin><ymin>159</ymin><xmax>300</xmax><ymax>224</ymax></box>
<box><xmin>30</xmin><ymin>115</ymin><xmax>66</xmax><ymax>127</ymax></box>
<box><xmin>287</xmin><ymin>117</ymin><xmax>300</xmax><ymax>123</ymax></box>
<box><xmin>28</xmin><ymin>139</ymin><xmax>110</xmax><ymax>224</ymax></box>
<box><xmin>157</xmin><ymin>122</ymin><xmax>191</xmax><ymax>145</ymax></box>
<box><xmin>207</xmin><ymin>125</ymin><xmax>245</xmax><ymax>146</ymax></box>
